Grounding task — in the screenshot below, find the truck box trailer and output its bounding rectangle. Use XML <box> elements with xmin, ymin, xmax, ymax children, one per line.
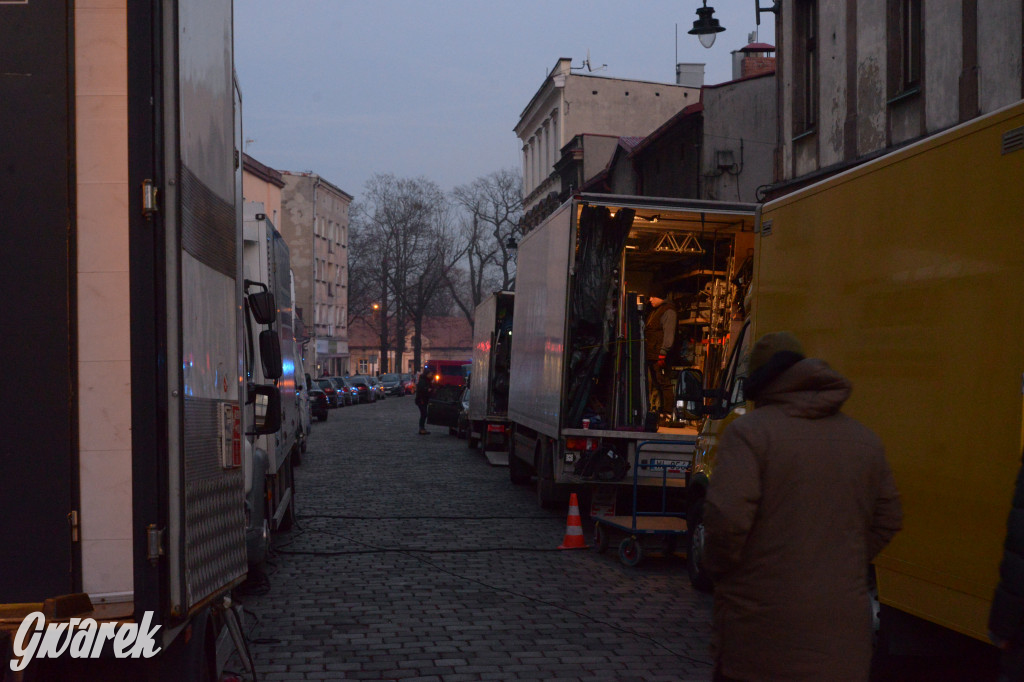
<box><xmin>0</xmin><ymin>2</ymin><xmax>269</xmax><ymax>678</ymax></box>
<box><xmin>507</xmin><ymin>194</ymin><xmax>757</xmax><ymax>508</ymax></box>
<box><xmin>467</xmin><ymin>291</ymin><xmax>515</xmax><ymax>456</ymax></box>
<box><xmin>685</xmin><ymin>100</ymin><xmax>1024</xmax><ymax>649</ymax></box>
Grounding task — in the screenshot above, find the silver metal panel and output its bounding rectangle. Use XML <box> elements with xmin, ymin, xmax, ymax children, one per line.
<box><xmin>178</xmin><ymin>0</ymin><xmax>234</xmax><ymax>202</ymax></box>
<box><xmin>507</xmin><ymin>202</ymin><xmax>574</xmax><ymax>438</ymax></box>
<box><xmin>183</xmin><ymin>397</ymin><xmax>246</xmax><ymax>607</ymax></box>
<box><xmin>468</xmin><ymin>294</ymin><xmax>497</xmax><ymax>422</ymax></box>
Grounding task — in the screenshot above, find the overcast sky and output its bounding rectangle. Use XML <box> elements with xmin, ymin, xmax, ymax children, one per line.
<box><xmin>234</xmin><ymin>1</ymin><xmax>775</xmax><ymax>199</ymax></box>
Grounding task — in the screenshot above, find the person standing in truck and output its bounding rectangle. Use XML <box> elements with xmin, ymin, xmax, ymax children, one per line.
<box><xmin>414</xmin><ymin>370</ymin><xmax>432</xmax><ymax>435</ymax></box>
<box><xmin>702</xmin><ymin>331</ymin><xmax>903</xmax><ymax>682</ymax></box>
<box><xmin>644</xmin><ymin>293</ymin><xmax>677</xmax><ymax>423</ymax></box>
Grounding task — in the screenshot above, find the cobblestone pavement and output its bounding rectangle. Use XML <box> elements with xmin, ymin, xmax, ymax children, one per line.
<box><xmin>232</xmin><ymin>395</ymin><xmax>715</xmax><ymax>681</ymax></box>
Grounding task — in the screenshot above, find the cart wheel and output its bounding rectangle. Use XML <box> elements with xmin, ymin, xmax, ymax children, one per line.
<box><xmin>593</xmin><ymin>523</ymin><xmax>609</xmax><ymax>554</ymax></box>
<box><xmin>619</xmin><ymin>537</ymin><xmax>642</xmax><ymax>567</ymax></box>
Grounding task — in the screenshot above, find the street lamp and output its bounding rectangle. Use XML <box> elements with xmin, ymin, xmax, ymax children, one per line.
<box><xmin>688</xmin><ymin>0</ymin><xmax>725</xmax><ymax>48</ymax></box>
<box><xmin>687</xmin><ymin>1</ymin><xmax>779</xmax><ymax>48</ymax></box>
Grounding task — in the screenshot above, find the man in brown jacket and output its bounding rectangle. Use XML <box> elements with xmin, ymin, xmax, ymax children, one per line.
<box><xmin>703</xmin><ymin>332</ymin><xmax>903</xmax><ymax>682</ymax></box>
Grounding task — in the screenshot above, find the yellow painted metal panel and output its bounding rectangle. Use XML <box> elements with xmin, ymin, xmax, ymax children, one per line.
<box><xmin>755</xmin><ymin>101</ymin><xmax>1024</xmax><ymax>640</ymax></box>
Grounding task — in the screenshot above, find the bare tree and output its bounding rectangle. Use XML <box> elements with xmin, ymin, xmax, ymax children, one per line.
<box><xmin>350</xmin><ymin>174</ymin><xmax>463</xmax><ymax>373</ymax></box>
<box><xmin>449</xmin><ymin>168</ymin><xmax>523</xmax><ymax>322</ymax></box>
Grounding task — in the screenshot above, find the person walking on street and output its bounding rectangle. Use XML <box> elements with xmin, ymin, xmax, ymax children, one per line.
<box><xmin>989</xmin><ymin>450</ymin><xmax>1024</xmax><ymax>681</ymax></box>
<box><xmin>414</xmin><ymin>370</ymin><xmax>432</xmax><ymax>435</ymax></box>
<box><xmin>644</xmin><ymin>293</ymin><xmax>677</xmax><ymax>423</ymax></box>
<box><xmin>702</xmin><ymin>331</ymin><xmax>903</xmax><ymax>682</ymax></box>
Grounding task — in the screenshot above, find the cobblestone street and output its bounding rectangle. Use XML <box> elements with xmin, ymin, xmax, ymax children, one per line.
<box><xmin>233</xmin><ymin>396</ymin><xmax>715</xmax><ymax>681</ymax></box>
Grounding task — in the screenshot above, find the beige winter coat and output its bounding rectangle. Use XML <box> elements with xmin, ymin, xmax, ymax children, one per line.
<box><xmin>704</xmin><ymin>358</ymin><xmax>902</xmax><ymax>682</ymax></box>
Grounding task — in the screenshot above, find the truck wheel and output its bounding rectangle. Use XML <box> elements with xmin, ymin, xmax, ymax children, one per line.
<box><xmin>686</xmin><ymin>498</ymin><xmax>713</xmax><ymax>592</ymax></box>
<box><xmin>292</xmin><ymin>442</ymin><xmax>302</xmax><ymax>467</ymax></box>
<box><xmin>535</xmin><ymin>439</ymin><xmax>557</xmax><ymax>509</ymax></box>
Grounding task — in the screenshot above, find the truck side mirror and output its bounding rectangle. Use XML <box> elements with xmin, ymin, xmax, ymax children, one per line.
<box><xmin>259</xmin><ymin>329</ymin><xmax>283</xmax><ymax>379</ymax></box>
<box><xmin>676</xmin><ymin>369</ymin><xmax>706</xmax><ymax>420</ymax></box>
<box><xmin>252</xmin><ymin>384</ymin><xmax>282</xmax><ymax>435</ymax></box>
<box><xmin>248</xmin><ymin>291</ymin><xmax>277</xmax><ymax>325</ymax></box>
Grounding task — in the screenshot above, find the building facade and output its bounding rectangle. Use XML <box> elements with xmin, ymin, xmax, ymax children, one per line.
<box><xmin>515</xmin><ymin>58</ymin><xmax>702</xmax><ymax>227</ymax></box>
<box><xmin>280</xmin><ymin>172</ymin><xmax>353</xmax><ymax>377</ymax></box>
<box><xmin>242</xmin><ymin>153</ymin><xmax>284</xmax><ymax>228</ymax></box>
<box><xmin>773</xmin><ymin>0</ymin><xmax>1023</xmax><ymax>193</ymax></box>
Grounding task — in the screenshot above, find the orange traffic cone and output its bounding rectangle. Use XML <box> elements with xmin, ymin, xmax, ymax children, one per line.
<box><xmin>558</xmin><ymin>493</ymin><xmax>590</xmax><ymax>549</ymax></box>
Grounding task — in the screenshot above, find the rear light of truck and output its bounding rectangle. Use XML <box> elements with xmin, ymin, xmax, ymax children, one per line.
<box><xmin>487</xmin><ymin>424</ymin><xmax>506</xmax><ymax>433</ymax></box>
<box><xmin>564</xmin><ymin>437</ymin><xmax>599</xmax><ymax>451</ymax></box>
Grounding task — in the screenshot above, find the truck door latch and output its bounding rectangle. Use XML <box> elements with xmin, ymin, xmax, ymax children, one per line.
<box><xmin>146</xmin><ymin>524</ymin><xmax>165</xmax><ymax>564</ymax></box>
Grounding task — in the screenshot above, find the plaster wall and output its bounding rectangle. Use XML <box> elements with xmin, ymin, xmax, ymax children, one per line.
<box><xmin>75</xmin><ymin>0</ymin><xmax>133</xmax><ymax>598</ymax></box>
<box><xmin>703</xmin><ymin>76</ymin><xmax>777</xmax><ymax>202</ymax></box>
<box><xmin>978</xmin><ymin>0</ymin><xmax>1023</xmax><ymax>113</ymax></box>
<box><xmin>856</xmin><ymin>0</ymin><xmax>887</xmax><ymax>154</ymax></box>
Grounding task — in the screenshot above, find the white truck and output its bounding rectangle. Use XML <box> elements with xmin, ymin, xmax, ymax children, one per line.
<box><xmin>0</xmin><ymin>1</ymin><xmax>265</xmax><ymax>678</ymax></box>
<box><xmin>507</xmin><ymin>194</ymin><xmax>757</xmax><ymax>510</ymax></box>
<box><xmin>467</xmin><ymin>291</ymin><xmax>515</xmax><ymax>458</ymax></box>
<box><xmin>243</xmin><ymin>203</ymin><xmax>301</xmax><ymax>562</ymax></box>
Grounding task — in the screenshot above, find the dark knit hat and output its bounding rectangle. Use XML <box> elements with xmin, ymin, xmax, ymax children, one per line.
<box><xmin>745</xmin><ymin>331</ymin><xmax>805</xmax><ymax>400</ymax></box>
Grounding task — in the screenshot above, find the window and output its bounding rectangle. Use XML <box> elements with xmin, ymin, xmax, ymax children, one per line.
<box><xmin>358</xmin><ymin>359</ymin><xmax>368</xmax><ymax>374</ymax></box>
<box><xmin>888</xmin><ymin>0</ymin><xmax>922</xmax><ymax>97</ymax></box>
<box><xmin>793</xmin><ymin>0</ymin><xmax>817</xmax><ymax>135</ymax></box>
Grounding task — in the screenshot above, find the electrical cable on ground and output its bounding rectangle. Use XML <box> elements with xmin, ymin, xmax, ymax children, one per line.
<box><xmin>274</xmin><ymin>515</ymin><xmax>712</xmax><ymax>668</ymax></box>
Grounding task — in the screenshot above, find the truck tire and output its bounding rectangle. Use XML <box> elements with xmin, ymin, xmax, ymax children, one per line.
<box><xmin>535</xmin><ymin>439</ymin><xmax>558</xmax><ymax>509</ymax></box>
<box><xmin>508</xmin><ymin>430</ymin><xmax>531</xmax><ymax>485</ymax></box>
<box><xmin>686</xmin><ymin>497</ymin><xmax>713</xmax><ymax>592</ymax></box>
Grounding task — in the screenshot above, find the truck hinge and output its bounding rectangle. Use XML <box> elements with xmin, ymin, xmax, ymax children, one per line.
<box><xmin>68</xmin><ymin>510</ymin><xmax>79</xmax><ymax>542</ymax></box>
<box><xmin>146</xmin><ymin>524</ymin><xmax>165</xmax><ymax>565</ymax></box>
<box><xmin>142</xmin><ymin>179</ymin><xmax>159</xmax><ymax>218</ymax></box>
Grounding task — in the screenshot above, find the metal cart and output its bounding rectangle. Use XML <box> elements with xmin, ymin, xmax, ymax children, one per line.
<box><xmin>592</xmin><ymin>440</ymin><xmax>690</xmax><ymax>566</ymax></box>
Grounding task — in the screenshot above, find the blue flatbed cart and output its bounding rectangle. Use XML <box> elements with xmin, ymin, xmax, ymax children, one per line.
<box><xmin>592</xmin><ymin>440</ymin><xmax>690</xmax><ymax>566</ymax></box>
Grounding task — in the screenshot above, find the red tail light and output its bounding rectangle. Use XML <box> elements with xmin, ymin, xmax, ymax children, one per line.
<box><xmin>564</xmin><ymin>437</ymin><xmax>599</xmax><ymax>451</ymax></box>
<box><xmin>487</xmin><ymin>424</ymin><xmax>506</xmax><ymax>433</ymax></box>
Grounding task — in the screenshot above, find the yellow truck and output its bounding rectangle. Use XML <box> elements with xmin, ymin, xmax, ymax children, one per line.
<box><xmin>684</xmin><ymin>99</ymin><xmax>1024</xmax><ymax>646</ymax></box>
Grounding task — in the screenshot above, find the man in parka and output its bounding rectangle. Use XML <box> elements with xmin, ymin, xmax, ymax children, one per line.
<box><xmin>703</xmin><ymin>332</ymin><xmax>903</xmax><ymax>682</ymax></box>
<box><xmin>644</xmin><ymin>293</ymin><xmax>677</xmax><ymax>423</ymax></box>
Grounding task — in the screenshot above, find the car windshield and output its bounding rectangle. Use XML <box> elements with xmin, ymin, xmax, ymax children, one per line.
<box><xmin>380</xmin><ymin>373</ymin><xmax>398</xmax><ymax>382</ymax></box>
<box><xmin>440</xmin><ymin>366</ymin><xmax>465</xmax><ymax>376</ymax></box>
<box><xmin>316</xmin><ymin>379</ymin><xmax>333</xmax><ymax>389</ymax></box>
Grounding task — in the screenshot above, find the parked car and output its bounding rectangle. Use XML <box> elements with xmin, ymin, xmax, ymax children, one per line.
<box><xmin>347</xmin><ymin>375</ymin><xmax>376</xmax><ymax>403</ymax></box>
<box><xmin>400</xmin><ymin>373</ymin><xmax>416</xmax><ymax>394</ymax></box>
<box><xmin>328</xmin><ymin>376</ymin><xmax>353</xmax><ymax>406</ymax></box>
<box><xmin>426</xmin><ymin>384</ymin><xmax>465</xmax><ymax>433</ymax></box>
<box><xmin>367</xmin><ymin>375</ymin><xmax>386</xmax><ymax>400</ymax></box>
<box><xmin>307</xmin><ymin>385</ymin><xmax>329</xmax><ymax>421</ymax></box>
<box><xmin>379</xmin><ymin>373</ymin><xmax>405</xmax><ymax>397</ymax></box>
<box><xmin>315</xmin><ymin>377</ymin><xmax>340</xmax><ymax>408</ymax></box>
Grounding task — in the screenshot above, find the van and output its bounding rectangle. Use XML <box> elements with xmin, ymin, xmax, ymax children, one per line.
<box><xmin>423</xmin><ymin>359</ymin><xmax>471</xmax><ymax>388</ymax></box>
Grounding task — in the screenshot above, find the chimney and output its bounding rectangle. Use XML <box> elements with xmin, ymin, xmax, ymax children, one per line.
<box><xmin>737</xmin><ymin>41</ymin><xmax>776</xmax><ymax>79</ymax></box>
<box><xmin>676</xmin><ymin>62</ymin><xmax>705</xmax><ymax>88</ymax></box>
